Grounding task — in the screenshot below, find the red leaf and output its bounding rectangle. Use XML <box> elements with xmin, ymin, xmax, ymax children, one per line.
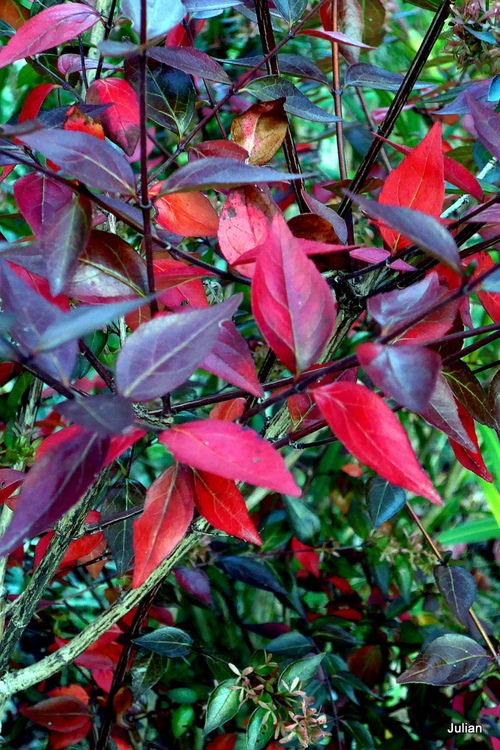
<box><xmin>209</xmin><ymin>398</ymin><xmax>246</xmax><ymax>421</ymax></box>
<box><xmin>0</xmin><ymin>4</ymin><xmax>100</xmax><ymax>69</ymax></box>
<box><xmin>159</xmin><ymin>420</ymin><xmax>301</xmax><ymax>496</ymax></box>
<box><xmin>21</xmin><ymin>695</ymin><xmax>90</xmax><ymax>732</ymax></box>
<box><xmin>133</xmin><ymin>464</ymin><xmax>194</xmax><ymax>588</ymax></box>
<box><xmin>473</xmin><ymin>252</ymin><xmax>500</xmax><ymax>322</ymax></box>
<box><xmin>313</xmin><ymin>382</ymin><xmax>442</xmax><ymax>504</ymax></box>
<box><xmin>0</xmin><ymin>0</ymin><xmax>29</xmax><ymax>30</ymax></box>
<box><xmin>189</xmin><ymin>140</ymin><xmax>248</xmax><ymax>162</ymax></box>
<box><xmin>291</xmin><ymin>537</ymin><xmax>320</xmax><ymax>577</ymax></box>
<box><xmin>378</xmin><ymin>122</ymin><xmax>445</xmax><ymax>251</ymax></box>
<box><xmin>192</xmin><ymin>469</ymin><xmax>262</xmax><ymax>545</ymax></box>
<box><xmin>251</xmin><ymin>214</ymin><xmax>337</xmax><ymax>373</ymax></box>
<box><xmin>217</xmin><ymin>186</ymin><xmax>277</xmax><ymax>278</ymax></box>
<box><xmin>86</xmin><ymin>78</ymin><xmax>139</xmax><ymax>156</ymax></box>
<box><xmin>18</xmin><ymin>82</ymin><xmax>58</xmax><ymax>123</ymax></box>
<box><xmin>150</xmin><ymin>184</ymin><xmax>219</xmax><ymax>237</ymax></box>
<box><xmin>0</xmin><ymin>468</ymin><xmax>24</xmax><ymax>506</ymax></box>
<box><xmin>201</xmin><ymin>320</ymin><xmax>264</xmax><ymax>398</ymax></box>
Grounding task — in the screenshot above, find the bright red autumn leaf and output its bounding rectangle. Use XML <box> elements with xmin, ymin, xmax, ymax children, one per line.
<box><xmin>291</xmin><ymin>537</ymin><xmax>320</xmax><ymax>577</ymax></box>
<box><xmin>150</xmin><ymin>184</ymin><xmax>219</xmax><ymax>237</ymax></box>
<box><xmin>0</xmin><ymin>4</ymin><xmax>100</xmax><ymax>69</ymax></box>
<box><xmin>209</xmin><ymin>398</ymin><xmax>246</xmax><ymax>421</ymax></box>
<box><xmin>192</xmin><ymin>469</ymin><xmax>262</xmax><ymax>545</ymax></box>
<box><xmin>21</xmin><ymin>693</ymin><xmax>91</xmax><ymax>732</ymax></box>
<box><xmin>133</xmin><ymin>464</ymin><xmax>194</xmax><ymax>588</ymax></box>
<box><xmin>313</xmin><ymin>381</ymin><xmax>442</xmax><ymax>504</ymax></box>
<box><xmin>251</xmin><ymin>213</ymin><xmax>337</xmax><ymax>373</ymax></box>
<box><xmin>86</xmin><ymin>78</ymin><xmax>140</xmax><ymax>156</ymax></box>
<box><xmin>18</xmin><ymin>82</ymin><xmax>58</xmax><ymax>123</ymax></box>
<box><xmin>378</xmin><ymin>122</ymin><xmax>445</xmax><ymax>251</ymax></box>
<box><xmin>159</xmin><ymin>420</ymin><xmax>301</xmax><ymax>496</ymax></box>
<box><xmin>449</xmin><ymin>403</ymin><xmax>492</xmax><ymax>482</ymax></box>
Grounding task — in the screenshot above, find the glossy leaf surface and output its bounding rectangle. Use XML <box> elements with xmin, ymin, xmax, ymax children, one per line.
<box><xmin>397</xmin><ymin>634</ymin><xmax>489</xmax><ymax>685</ymax></box>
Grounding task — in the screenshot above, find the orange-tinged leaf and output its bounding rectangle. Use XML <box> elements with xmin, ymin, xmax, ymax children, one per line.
<box><xmin>378</xmin><ymin>122</ymin><xmax>444</xmax><ymax>251</ymax></box>
<box><xmin>217</xmin><ymin>186</ymin><xmax>277</xmax><ymax>278</ymax></box>
<box><xmin>150</xmin><ymin>184</ymin><xmax>219</xmax><ymax>237</ymax></box>
<box><xmin>0</xmin><ymin>0</ymin><xmax>28</xmax><ymax>30</ymax></box>
<box><xmin>193</xmin><ymin>470</ymin><xmax>262</xmax><ymax>544</ymax></box>
<box><xmin>63</xmin><ymin>104</ymin><xmax>105</xmax><ymax>140</ymax></box>
<box><xmin>133</xmin><ymin>464</ymin><xmax>194</xmax><ymax>588</ymax></box>
<box><xmin>209</xmin><ymin>398</ymin><xmax>246</xmax><ymax>421</ymax></box>
<box><xmin>86</xmin><ymin>78</ymin><xmax>140</xmax><ymax>156</ymax></box>
<box><xmin>0</xmin><ymin>4</ymin><xmax>100</xmax><ymax>69</ymax></box>
<box><xmin>160</xmin><ymin>420</ymin><xmax>301</xmax><ymax>496</ymax></box>
<box><xmin>230</xmin><ymin>98</ymin><xmax>288</xmax><ymax>166</ymax></box>
<box><xmin>251</xmin><ymin>214</ymin><xmax>337</xmax><ymax>373</ymax></box>
<box><xmin>313</xmin><ymin>381</ymin><xmax>442</xmax><ymax>504</ymax></box>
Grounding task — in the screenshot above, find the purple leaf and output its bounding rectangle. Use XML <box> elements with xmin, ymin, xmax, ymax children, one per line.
<box><xmin>300</xmin><ymin>190</ymin><xmax>348</xmax><ymax>243</ymax></box>
<box><xmin>115</xmin><ymin>295</ymin><xmax>242</xmax><ymax>401</ymax></box>
<box><xmin>36</xmin><ymin>297</ymin><xmax>152</xmax><ymax>352</ymax></box>
<box><xmin>397</xmin><ymin>634</ymin><xmax>489</xmax><ymax>686</ymax></box>
<box><xmin>56</xmin><ymin>394</ymin><xmax>136</xmax><ymax>436</ymax></box>
<box><xmin>0</xmin><ymin>262</ymin><xmax>77</xmax><ymax>382</ymax></box>
<box><xmin>367</xmin><ymin>272</ymin><xmax>446</xmax><ymax>332</ymax></box>
<box><xmin>344</xmin><ymin>63</ymin><xmax>427</xmax><ymax>91</ymax></box>
<box><xmin>120</xmin><ymin>0</ymin><xmax>185</xmax><ymax>40</ymax></box>
<box><xmin>349</xmin><ymin>247</ymin><xmax>416</xmax><ymax>271</ymax></box>
<box><xmin>357</xmin><ymin>342</ymin><xmax>440</xmax><ymax>413</ymax></box>
<box><xmin>20</xmin><ymin>130</ymin><xmax>136</xmax><ymax>195</ymax></box>
<box><xmin>0</xmin><ymin>429</ymin><xmax>109</xmax><ymax>557</ymax></box>
<box><xmin>0</xmin><ymin>241</ymin><xmax>45</xmax><ymax>277</ymax></box>
<box><xmin>466</xmin><ymin>92</ymin><xmax>500</xmax><ymax>161</ymax></box>
<box><xmin>228</xmin><ymin>53</ymin><xmax>330</xmax><ymax>88</ymax></box>
<box><xmin>346</xmin><ymin>191</ymin><xmax>462</xmax><ymax>275</ymax></box>
<box><xmin>434</xmin><ymin>564</ymin><xmax>477</xmax><ymax>625</ymax></box>
<box><xmin>201</xmin><ymin>320</ymin><xmax>264</xmax><ymax>398</ymax></box>
<box><xmin>435</xmin><ymin>80</ymin><xmax>491</xmax><ymax>116</ymax></box>
<box><xmin>243</xmin><ymin>76</ymin><xmax>340</xmax><ymax>123</ymax></box>
<box><xmin>159</xmin><ymin>157</ymin><xmax>310</xmax><ymax>194</ymax></box>
<box><xmin>174</xmin><ymin>567</ymin><xmax>213</xmax><ymax>606</ymax></box>
<box><xmin>148</xmin><ymin>47</ymin><xmax>230</xmax><ymax>84</ymax></box>
<box><xmin>418</xmin><ymin>374</ymin><xmax>475</xmax><ymax>450</ymax></box>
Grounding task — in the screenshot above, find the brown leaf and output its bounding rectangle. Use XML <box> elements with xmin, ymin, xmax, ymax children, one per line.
<box><xmin>230</xmin><ymin>98</ymin><xmax>288</xmax><ymax>166</ymax></box>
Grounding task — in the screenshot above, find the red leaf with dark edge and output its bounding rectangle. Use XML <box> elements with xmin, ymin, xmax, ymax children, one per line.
<box><xmin>251</xmin><ymin>214</ymin><xmax>337</xmax><ymax>373</ymax></box>
<box><xmin>67</xmin><ymin>230</ymin><xmax>148</xmax><ymax>303</ymax></box>
<box><xmin>150</xmin><ymin>184</ymin><xmax>219</xmax><ymax>237</ymax></box>
<box><xmin>20</xmin><ymin>129</ymin><xmax>136</xmax><ymax>195</ymax></box>
<box><xmin>347</xmin><ymin>192</ymin><xmax>462</xmax><ymax>275</ymax></box>
<box><xmin>397</xmin><ymin>634</ymin><xmax>489</xmax><ymax>686</ymax></box>
<box><xmin>449</xmin><ymin>402</ymin><xmax>493</xmax><ymax>481</ymax></box>
<box><xmin>86</xmin><ymin>78</ymin><xmax>140</xmax><ymax>156</ymax></box>
<box><xmin>312</xmin><ymin>382</ymin><xmax>442</xmax><ymax>504</ymax></box>
<box><xmin>466</xmin><ymin>93</ymin><xmax>500</xmax><ymax>161</ymax></box>
<box><xmin>291</xmin><ymin>537</ymin><xmax>320</xmax><ymax>578</ymax></box>
<box><xmin>174</xmin><ymin>566</ymin><xmax>213</xmax><ymax>606</ymax></box>
<box><xmin>133</xmin><ymin>464</ymin><xmax>194</xmax><ymax>588</ymax></box>
<box><xmin>115</xmin><ymin>295</ymin><xmax>242</xmax><ymax>402</ymax></box>
<box><xmin>148</xmin><ymin>46</ymin><xmax>231</xmax><ymax>84</ymax></box>
<box><xmin>218</xmin><ymin>186</ymin><xmax>277</xmax><ymax>278</ymax></box>
<box><xmin>18</xmin><ymin>82</ymin><xmax>58</xmax><ymax>123</ymax></box>
<box><xmin>297</xmin><ymin>28</ymin><xmax>374</xmax><ymax>49</ymax></box>
<box><xmin>0</xmin><ymin>4</ymin><xmax>100</xmax><ymax>69</ymax></box>
<box><xmin>201</xmin><ymin>320</ymin><xmax>264</xmax><ymax>398</ymax></box>
<box><xmin>21</xmin><ymin>695</ymin><xmax>90</xmax><ymax>732</ymax></box>
<box><xmin>189</xmin><ymin>140</ymin><xmax>248</xmax><ymax>162</ymax></box>
<box><xmin>0</xmin><ymin>428</ymin><xmax>109</xmax><ymax>557</ymax></box>
<box><xmin>356</xmin><ymin>342</ymin><xmax>440</xmax><ymax>413</ymax></box>
<box><xmin>0</xmin><ymin>468</ymin><xmax>24</xmax><ymax>506</ymax></box>
<box><xmin>159</xmin><ymin>420</ymin><xmax>301</xmax><ymax>496</ymax></box>
<box><xmin>192</xmin><ymin>469</ymin><xmax>262</xmax><ymax>545</ymax></box>
<box><xmin>418</xmin><ymin>374</ymin><xmax>475</xmax><ymax>451</ymax></box>
<box><xmin>158</xmin><ymin>157</ymin><xmax>310</xmax><ymax>194</ymax></box>
<box><xmin>0</xmin><ymin>261</ymin><xmax>77</xmax><ymax>382</ymax></box>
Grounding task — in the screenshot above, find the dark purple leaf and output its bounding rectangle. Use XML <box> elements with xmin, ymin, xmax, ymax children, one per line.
<box><xmin>174</xmin><ymin>567</ymin><xmax>213</xmax><ymax>606</ymax></box>
<box><xmin>357</xmin><ymin>342</ymin><xmax>440</xmax><ymax>412</ymax></box>
<box><xmin>56</xmin><ymin>394</ymin><xmax>136</xmax><ymax>436</ymax></box>
<box><xmin>435</xmin><ymin>80</ymin><xmax>491</xmax><ymax>115</ymax></box>
<box><xmin>367</xmin><ymin>271</ymin><xmax>445</xmax><ymax>332</ymax></box>
<box><xmin>95</xmin><ymin>195</ymin><xmax>143</xmax><ymax>232</ymax></box>
<box><xmin>243</xmin><ymin>76</ymin><xmax>340</xmax><ymax>123</ymax></box>
<box><xmin>36</xmin><ymin>297</ymin><xmax>152</xmax><ymax>352</ymax></box>
<box><xmin>366</xmin><ymin>477</ymin><xmax>406</xmax><ymax>527</ymax></box>
<box><xmin>0</xmin><ymin>429</ymin><xmax>109</xmax><ymax>556</ymax></box>
<box><xmin>20</xmin><ymin>130</ymin><xmax>136</xmax><ymax>195</ymax></box>
<box><xmin>300</xmin><ymin>190</ymin><xmax>348</xmax><ymax>243</ymax></box>
<box><xmin>344</xmin><ymin>63</ymin><xmax>427</xmax><ymax>91</ymax></box>
<box><xmin>0</xmin><ymin>242</ymin><xmax>45</xmax><ymax>277</ymax></box>
<box><xmin>148</xmin><ymin>47</ymin><xmax>230</xmax><ymax>84</ymax></box>
<box><xmin>125</xmin><ymin>57</ymin><xmax>194</xmax><ymax>136</ymax></box>
<box><xmin>0</xmin><ymin>262</ymin><xmax>77</xmax><ymax>381</ymax></box>
<box><xmin>466</xmin><ymin>93</ymin><xmax>500</xmax><ymax>161</ymax></box>
<box><xmin>201</xmin><ymin>320</ymin><xmax>264</xmax><ymax>398</ymax></box>
<box><xmin>434</xmin><ymin>564</ymin><xmax>477</xmax><ymax>625</ymax></box>
<box><xmin>418</xmin><ymin>374</ymin><xmax>475</xmax><ymax>450</ymax></box>
<box><xmin>43</xmin><ymin>193</ymin><xmax>92</xmax><ymax>296</ymax></box>
<box><xmin>134</xmin><ymin>626</ymin><xmax>193</xmax><ymax>657</ymax></box>
<box><xmin>346</xmin><ymin>191</ymin><xmax>462</xmax><ymax>274</ymax></box>
<box><xmin>120</xmin><ymin>0</ymin><xmax>185</xmax><ymax>40</ymax></box>
<box><xmin>36</xmin><ymin>103</ymin><xmax>112</xmax><ymax>131</ymax></box>
<box><xmin>218</xmin><ymin>556</ymin><xmax>288</xmax><ymax>595</ymax></box>
<box><xmin>159</xmin><ymin>157</ymin><xmax>310</xmax><ymax>194</ymax></box>
<box><xmin>397</xmin><ymin>634</ymin><xmax>489</xmax><ymax>686</ymax></box>
<box><xmin>228</xmin><ymin>54</ymin><xmax>330</xmax><ymax>88</ymax></box>
<box><xmin>115</xmin><ymin>295</ymin><xmax>242</xmax><ymax>401</ymax></box>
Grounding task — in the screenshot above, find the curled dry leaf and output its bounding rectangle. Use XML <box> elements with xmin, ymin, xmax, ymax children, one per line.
<box><xmin>230</xmin><ymin>98</ymin><xmax>288</xmax><ymax>166</ymax></box>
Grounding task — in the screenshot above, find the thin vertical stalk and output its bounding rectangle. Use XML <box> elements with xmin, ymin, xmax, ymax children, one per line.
<box><xmin>139</xmin><ymin>0</ymin><xmax>158</xmax><ymax>317</ymax></box>
<box><xmin>330</xmin><ymin>0</ymin><xmax>347</xmax><ymax>182</ymax></box>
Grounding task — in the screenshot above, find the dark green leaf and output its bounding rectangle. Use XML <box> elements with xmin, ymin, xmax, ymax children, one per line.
<box><xmin>272</xmin><ymin>0</ymin><xmax>306</xmax><ymax>25</ymax></box>
<box><xmin>102</xmin><ymin>480</ymin><xmax>145</xmax><ymax>576</ymax></box>
<box><xmin>278</xmin><ymin>653</ymin><xmax>325</xmax><ymax>690</ymax></box>
<box><xmin>134</xmin><ymin>626</ymin><xmax>193</xmax><ymax>657</ymax></box>
<box><xmin>218</xmin><ymin>556</ymin><xmax>288</xmax><ymax>595</ymax></box>
<box><xmin>397</xmin><ymin>634</ymin><xmax>489</xmax><ymax>685</ymax></box>
<box><xmin>283</xmin><ymin>496</ymin><xmax>321</xmax><ymax>542</ymax></box>
<box><xmin>266</xmin><ymin>631</ymin><xmax>313</xmax><ymax>657</ymax></box>
<box><xmin>345</xmin><ymin>63</ymin><xmax>427</xmax><ymax>91</ymax></box>
<box><xmin>243</xmin><ymin>76</ymin><xmax>340</xmax><ymax>123</ymax></box>
<box><xmin>366</xmin><ymin>476</ymin><xmax>406</xmax><ymax>527</ymax></box>
<box><xmin>131</xmin><ymin>650</ymin><xmax>169</xmax><ymax>698</ymax></box>
<box><xmin>204</xmin><ymin>678</ymin><xmax>240</xmax><ymax>735</ymax></box>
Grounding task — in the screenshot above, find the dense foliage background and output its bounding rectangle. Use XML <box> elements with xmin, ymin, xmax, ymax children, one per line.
<box><xmin>0</xmin><ymin>0</ymin><xmax>500</xmax><ymax>747</ymax></box>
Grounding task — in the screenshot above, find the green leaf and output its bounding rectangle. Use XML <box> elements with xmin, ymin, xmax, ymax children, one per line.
<box><xmin>172</xmin><ymin>704</ymin><xmax>195</xmax><ymax>738</ymax></box>
<box><xmin>437</xmin><ymin>517</ymin><xmax>500</xmax><ymax>545</ymax></box>
<box><xmin>278</xmin><ymin>653</ymin><xmax>325</xmax><ymax>691</ymax></box>
<box><xmin>266</xmin><ymin>631</ymin><xmax>313</xmax><ymax>657</ymax></box>
<box><xmin>204</xmin><ymin>679</ymin><xmax>240</xmax><ymax>735</ymax></box>
<box><xmin>272</xmin><ymin>0</ymin><xmax>306</xmax><ymax>25</ymax></box>
<box><xmin>167</xmin><ymin>687</ymin><xmax>198</xmax><ymax>704</ymax></box>
<box><xmin>243</xmin><ymin>76</ymin><xmax>340</xmax><ymax>123</ymax></box>
<box><xmin>134</xmin><ymin>626</ymin><xmax>193</xmax><ymax>658</ymax></box>
<box><xmin>397</xmin><ymin>634</ymin><xmax>489</xmax><ymax>686</ymax></box>
<box><xmin>283</xmin><ymin>496</ymin><xmax>321</xmax><ymax>542</ymax></box>
<box><xmin>246</xmin><ymin>707</ymin><xmax>275</xmax><ymax>750</ymax></box>
<box><xmin>131</xmin><ymin>650</ymin><xmax>169</xmax><ymax>698</ymax></box>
